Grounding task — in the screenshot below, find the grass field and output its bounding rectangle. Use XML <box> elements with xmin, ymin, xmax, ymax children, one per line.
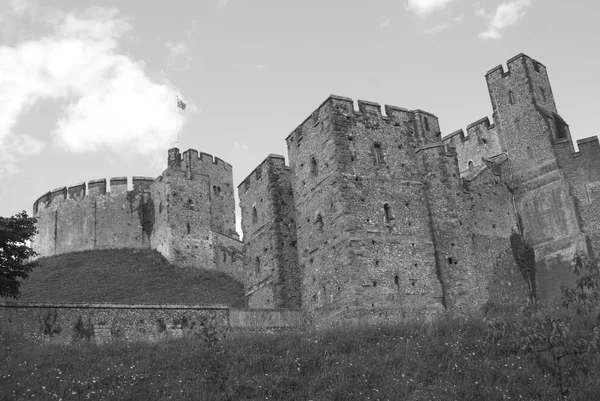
<box><xmin>3</xmin><ymin>315</ymin><xmax>599</xmax><ymax>400</ymax></box>
<box><xmin>15</xmin><ymin>249</ymin><xmax>246</xmax><ymax>307</ymax></box>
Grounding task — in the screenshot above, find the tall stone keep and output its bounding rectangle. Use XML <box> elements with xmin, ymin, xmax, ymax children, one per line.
<box><xmin>238</xmin><ymin>155</ymin><xmax>300</xmax><ymax>308</ymax></box>
<box><xmin>485</xmin><ymin>54</ymin><xmax>586</xmax><ymax>300</ymax></box>
<box><xmin>284</xmin><ymin>96</ymin><xmax>448</xmax><ymax>319</ymax></box>
<box><xmin>32</xmin><ymin>148</ymin><xmax>244</xmax><ymax>279</ymax></box>
<box><xmin>151</xmin><ymin>148</ymin><xmax>240</xmax><ymax>268</ymax></box>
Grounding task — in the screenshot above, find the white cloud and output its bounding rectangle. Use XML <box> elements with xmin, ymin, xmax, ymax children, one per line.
<box><xmin>166</xmin><ymin>41</ymin><xmax>192</xmax><ymax>70</ymax></box>
<box><xmin>216</xmin><ymin>0</ymin><xmax>230</xmax><ymax>11</ymax></box>
<box><xmin>379</xmin><ymin>19</ymin><xmax>391</xmax><ymax>29</ymax></box>
<box><xmin>0</xmin><ymin>5</ymin><xmax>188</xmax><ymax>173</ymax></box>
<box><xmin>254</xmin><ymin>63</ymin><xmax>266</xmax><ymax>70</ymax></box>
<box><xmin>406</xmin><ymin>0</ymin><xmax>454</xmax><ymax>17</ymax></box>
<box><xmin>425</xmin><ymin>23</ymin><xmax>449</xmax><ymax>34</ymax></box>
<box><xmin>0</xmin><ymin>134</ymin><xmax>45</xmax><ymax>175</ymax></box>
<box><xmin>453</xmin><ymin>13</ymin><xmax>465</xmax><ymax>22</ymax></box>
<box><xmin>478</xmin><ymin>0</ymin><xmax>531</xmax><ymax>40</ymax></box>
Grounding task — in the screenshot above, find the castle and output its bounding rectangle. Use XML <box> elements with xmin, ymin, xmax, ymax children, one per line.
<box><xmin>32</xmin><ymin>54</ymin><xmax>600</xmax><ymax>320</ymax></box>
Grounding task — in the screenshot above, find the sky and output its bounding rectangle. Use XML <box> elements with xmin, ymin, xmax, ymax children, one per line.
<box><xmin>1</xmin><ymin>0</ymin><xmax>599</xmax><ymax>236</ymax></box>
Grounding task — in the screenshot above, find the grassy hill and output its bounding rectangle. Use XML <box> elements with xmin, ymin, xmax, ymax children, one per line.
<box><xmin>16</xmin><ymin>248</ymin><xmax>246</xmax><ymax>307</ymax></box>
<box><xmin>3</xmin><ymin>317</ymin><xmax>600</xmax><ymax>400</ymax></box>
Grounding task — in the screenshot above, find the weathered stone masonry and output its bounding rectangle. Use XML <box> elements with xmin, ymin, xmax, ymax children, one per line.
<box><xmin>32</xmin><ymin>150</ymin><xmax>244</xmax><ymax>277</ymax></box>
<box><xmin>239</xmin><ymin>53</ymin><xmax>598</xmax><ymax>318</ymax></box>
<box><xmin>33</xmin><ymin>54</ymin><xmax>600</xmax><ymax>321</ymax></box>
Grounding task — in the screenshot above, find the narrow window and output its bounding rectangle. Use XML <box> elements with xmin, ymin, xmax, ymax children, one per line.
<box><xmin>468</xmin><ymin>160</ymin><xmax>474</xmax><ymax>171</ymax></box>
<box><xmin>509</xmin><ymin>91</ymin><xmax>515</xmax><ymax>105</ymax></box>
<box><xmin>315</xmin><ymin>214</ymin><xmax>324</xmax><ymax>230</ymax></box>
<box><xmin>527</xmin><ymin>146</ymin><xmax>533</xmax><ymax>159</ymax></box>
<box><xmin>252</xmin><ymin>206</ymin><xmax>258</xmax><ymax>224</ymax></box>
<box><xmin>394</xmin><ymin>275</ymin><xmax>399</xmax><ymax>289</ymax></box>
<box><xmin>186</xmin><ymin>221</ymin><xmax>191</xmax><ymax>234</ymax></box>
<box><xmin>217</xmin><ymin>186</ymin><xmax>222</xmax><ymax>196</ymax></box>
<box><xmin>222</xmin><ymin>250</ymin><xmax>227</xmax><ymax>262</ymax></box>
<box><xmin>540</xmin><ymin>87</ymin><xmax>546</xmax><ymax>102</ymax></box>
<box><xmin>383</xmin><ymin>203</ymin><xmax>392</xmax><ymax>224</ymax></box>
<box><xmin>373</xmin><ymin>143</ymin><xmax>384</xmax><ymax>164</ymax></box>
<box><xmin>310</xmin><ymin>156</ymin><xmax>318</xmax><ymax>177</ymax></box>
<box><xmin>255</xmin><ymin>256</ymin><xmax>260</xmax><ymax>275</ymax></box>
<box><xmin>213</xmin><ymin>185</ymin><xmax>218</xmax><ymax>195</ymax></box>
<box><xmin>423</xmin><ymin>116</ymin><xmax>430</xmax><ymax>131</ymax></box>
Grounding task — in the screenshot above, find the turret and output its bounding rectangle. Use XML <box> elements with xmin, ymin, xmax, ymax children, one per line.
<box><xmin>485</xmin><ymin>53</ymin><xmax>573</xmax><ymax>175</ymax></box>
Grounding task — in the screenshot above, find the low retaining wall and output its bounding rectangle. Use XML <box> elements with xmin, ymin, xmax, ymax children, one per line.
<box><xmin>229</xmin><ymin>309</ymin><xmax>304</xmax><ymax>330</ymax></box>
<box><xmin>0</xmin><ymin>302</ymin><xmax>304</xmax><ymax>344</ymax></box>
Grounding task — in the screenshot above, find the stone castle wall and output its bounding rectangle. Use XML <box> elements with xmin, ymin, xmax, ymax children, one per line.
<box><xmin>32</xmin><ymin>177</ymin><xmax>155</xmax><ymax>257</ymax></box>
<box><xmin>483</xmin><ymin>54</ymin><xmax>588</xmax><ymax>302</ymax></box>
<box><xmin>32</xmin><ymin>149</ymin><xmax>243</xmax><ymax>279</ymax></box>
<box><xmin>31</xmin><ymin>53</ymin><xmax>600</xmax><ymax>320</ymax></box>
<box><xmin>238</xmin><ymin>154</ymin><xmax>299</xmax><ymax>308</ymax></box>
<box><xmin>282</xmin><ymin>97</ymin><xmax>455</xmax><ymax>319</ymax></box>
<box><xmin>0</xmin><ymin>302</ymin><xmax>304</xmax><ymax>344</ymax></box>
<box><xmin>443</xmin><ymin>117</ymin><xmax>502</xmax><ymax>174</ymax></box>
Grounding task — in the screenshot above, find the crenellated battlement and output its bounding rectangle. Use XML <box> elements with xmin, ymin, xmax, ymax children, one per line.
<box><xmin>577</xmin><ymin>136</ymin><xmax>600</xmax><ymax>153</ymax></box>
<box><xmin>284</xmin><ymin>95</ymin><xmax>438</xmax><ymax>146</ymax></box>
<box><xmin>443</xmin><ymin>116</ymin><xmax>496</xmax><ymax>144</ymax></box>
<box><xmin>33</xmin><ymin>176</ymin><xmax>156</xmax><ymax>215</ymax></box>
<box><xmin>485</xmin><ymin>53</ymin><xmax>546</xmax><ymax>79</ymax></box>
<box><xmin>443</xmin><ymin>115</ymin><xmax>503</xmax><ymax>175</ymax></box>
<box><xmin>29</xmin><ymin>54</ymin><xmax>600</xmax><ymax>320</ymax></box>
<box><xmin>180</xmin><ymin>148</ymin><xmax>233</xmax><ymax>172</ymax></box>
<box><xmin>238</xmin><ymin>154</ymin><xmax>286</xmax><ymax>195</ymax></box>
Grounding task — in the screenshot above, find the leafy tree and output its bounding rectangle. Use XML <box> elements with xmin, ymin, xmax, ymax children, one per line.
<box><xmin>485</xmin><ymin>253</ymin><xmax>600</xmax><ymax>399</ymax></box>
<box><xmin>0</xmin><ymin>211</ymin><xmax>38</xmax><ymax>299</ymax></box>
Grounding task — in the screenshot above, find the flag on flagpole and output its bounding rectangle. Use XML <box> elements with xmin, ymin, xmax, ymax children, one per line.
<box><xmin>177</xmin><ymin>97</ymin><xmax>186</xmax><ymax>110</ymax></box>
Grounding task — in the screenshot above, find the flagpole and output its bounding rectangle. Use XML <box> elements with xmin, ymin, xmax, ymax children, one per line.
<box><xmin>175</xmin><ymin>94</ymin><xmax>179</xmax><ymax>148</ymax></box>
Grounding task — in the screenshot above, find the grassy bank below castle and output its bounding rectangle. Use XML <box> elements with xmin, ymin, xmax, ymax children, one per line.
<box><xmin>3</xmin><ymin>315</ymin><xmax>599</xmax><ymax>400</ymax></box>
<box><xmin>17</xmin><ymin>249</ymin><xmax>246</xmax><ymax>307</ymax></box>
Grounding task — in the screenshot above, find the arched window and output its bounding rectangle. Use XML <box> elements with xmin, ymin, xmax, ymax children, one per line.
<box><xmin>509</xmin><ymin>91</ymin><xmax>515</xmax><ymax>105</ymax></box>
<box><xmin>423</xmin><ymin>116</ymin><xmax>430</xmax><ymax>131</ymax></box>
<box><xmin>468</xmin><ymin>160</ymin><xmax>474</xmax><ymax>171</ymax></box>
<box><xmin>252</xmin><ymin>206</ymin><xmax>258</xmax><ymax>224</ymax></box>
<box><xmin>315</xmin><ymin>214</ymin><xmax>324</xmax><ymax>230</ymax></box>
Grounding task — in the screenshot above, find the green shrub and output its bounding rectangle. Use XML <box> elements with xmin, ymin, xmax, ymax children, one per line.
<box><xmin>485</xmin><ymin>253</ymin><xmax>600</xmax><ymax>399</ymax></box>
